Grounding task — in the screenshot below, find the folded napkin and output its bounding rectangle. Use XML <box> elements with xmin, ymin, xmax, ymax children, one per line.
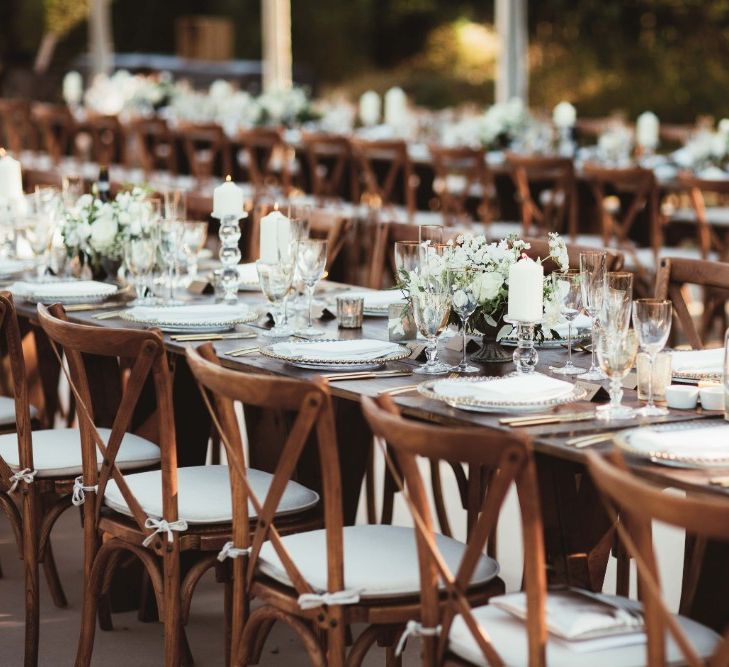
<box><xmin>552</xmin><ymin>314</ymin><xmax>592</xmax><ymax>338</ymax></box>
<box><xmin>670</xmin><ymin>348</ymin><xmax>724</xmax><ymax>374</ymax></box>
<box><xmin>8</xmin><ymin>280</ymin><xmax>117</xmax><ymax>297</ymax></box>
<box><xmin>237</xmin><ymin>263</ymin><xmax>259</xmax><ymax>285</ymax></box>
<box><xmin>346</xmin><ymin>290</ymin><xmax>405</xmax><ymax>309</ymax></box>
<box><xmin>0</xmin><ymin>259</ymin><xmax>34</xmax><ymax>276</ymax></box>
<box><xmin>434</xmin><ymin>373</ymin><xmax>574</xmax><ymax>403</ymax></box>
<box><xmin>629</xmin><ymin>424</ymin><xmax>729</xmax><ymax>461</ymax></box>
<box><xmin>698</xmin><ymin>166</ymin><xmax>729</xmax><ymax>181</ymax></box>
<box><xmin>126</xmin><ymin>304</ymin><xmax>250</xmax><ymax>324</ymax></box>
<box><xmin>491</xmin><ymin>590</ymin><xmax>644</xmax><ymax>643</ymax></box>
<box><xmin>272</xmin><ymin>339</ymin><xmax>402</xmax><ymax>360</ymax></box>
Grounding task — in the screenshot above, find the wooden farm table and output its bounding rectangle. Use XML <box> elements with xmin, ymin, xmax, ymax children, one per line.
<box><xmin>12</xmin><ymin>283</ymin><xmax>729</xmax><ymax>628</ymax></box>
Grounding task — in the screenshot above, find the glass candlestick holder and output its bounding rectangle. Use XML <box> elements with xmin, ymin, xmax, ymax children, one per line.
<box><xmin>504</xmin><ymin>316</ymin><xmax>541</xmax><ymax>374</ymax></box>
<box><xmin>215</xmin><ymin>213</ymin><xmax>244</xmax><ymax>305</ymax></box>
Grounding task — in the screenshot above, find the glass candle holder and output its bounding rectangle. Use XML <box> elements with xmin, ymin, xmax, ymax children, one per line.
<box><xmin>637</xmin><ymin>351</ymin><xmax>672</xmax><ymax>402</ymax></box>
<box><xmin>337</xmin><ymin>296</ymin><xmax>364</xmax><ymax>329</ymax></box>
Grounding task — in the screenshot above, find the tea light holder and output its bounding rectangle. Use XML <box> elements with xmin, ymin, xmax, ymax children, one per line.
<box><xmin>337</xmin><ymin>296</ymin><xmax>364</xmax><ymax>329</ymax></box>
<box><xmin>504</xmin><ymin>316</ymin><xmax>541</xmax><ymax>374</ymax></box>
<box><xmin>213</xmin><ymin>212</ymin><xmax>244</xmax><ymax>305</ymax></box>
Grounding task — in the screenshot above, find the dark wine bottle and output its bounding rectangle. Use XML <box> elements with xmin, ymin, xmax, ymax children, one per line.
<box><xmin>97</xmin><ymin>165</ymin><xmax>110</xmax><ymax>202</ymax></box>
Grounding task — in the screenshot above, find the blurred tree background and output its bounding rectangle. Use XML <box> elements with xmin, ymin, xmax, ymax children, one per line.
<box><xmin>2</xmin><ymin>0</ymin><xmax>729</xmax><ymax>121</ymax></box>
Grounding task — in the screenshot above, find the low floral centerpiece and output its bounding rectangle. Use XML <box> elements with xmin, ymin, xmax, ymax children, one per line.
<box><xmin>61</xmin><ymin>187</ymin><xmax>155</xmax><ymax>281</ymax></box>
<box><xmin>399</xmin><ymin>232</ymin><xmax>570</xmax><ymax>363</ymax></box>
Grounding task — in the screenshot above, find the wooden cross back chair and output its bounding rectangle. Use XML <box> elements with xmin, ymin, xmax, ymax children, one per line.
<box><xmin>187</xmin><ymin>345</ymin><xmax>503</xmax><ymax>666</ymax></box>
<box><xmin>350</xmin><ymin>138</ymin><xmax>417</xmax><ymax>218</ymax></box>
<box><xmin>86</xmin><ymin>113</ymin><xmax>127</xmax><ymax>166</ymax></box>
<box><xmin>676</xmin><ymin>173</ymin><xmax>729</xmax><ymax>260</ymax></box>
<box><xmin>129</xmin><ymin>117</ymin><xmax>178</xmax><ymax>175</ymax></box>
<box><xmin>522</xmin><ymin>238</ymin><xmax>625</xmax><ymax>274</ymax></box>
<box><xmin>236</xmin><ymin>127</ymin><xmax>292</xmax><ymax>195</ymax></box>
<box><xmin>178</xmin><ymin>122</ymin><xmax>232</xmax><ymax>183</ymax></box>
<box><xmin>505</xmin><ymin>154</ymin><xmax>577</xmax><ymax>239</ymax></box>
<box><xmin>30</xmin><ymin>103</ymin><xmax>77</xmax><ymax>164</ymax></box>
<box><xmin>300</xmin><ymin>132</ymin><xmax>354</xmax><ymax>202</ymax></box>
<box><xmin>0</xmin><ymin>98</ymin><xmax>37</xmax><ymax>154</ymax></box>
<box><xmin>655</xmin><ymin>256</ymin><xmax>729</xmax><ymax>350</ymax></box>
<box><xmin>587</xmin><ymin>451</ymin><xmax>726</xmax><ymax>667</ymax></box>
<box><xmin>429</xmin><ymin>145</ymin><xmax>495</xmax><ymax>228</ymax></box>
<box><xmin>37</xmin><ymin>304</ymin><xmax>246</xmax><ymax>667</ymax></box>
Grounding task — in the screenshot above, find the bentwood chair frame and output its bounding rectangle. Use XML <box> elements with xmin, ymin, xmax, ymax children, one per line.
<box><xmin>587</xmin><ymin>451</ymin><xmax>729</xmax><ymax>667</ymax></box>
<box><xmin>178</xmin><ymin>122</ymin><xmax>232</xmax><ymax>183</ymax></box>
<box><xmin>350</xmin><ymin>138</ymin><xmax>417</xmax><ymax>218</ymax></box>
<box><xmin>361</xmin><ymin>395</ymin><xmax>546</xmax><ymax>667</ymax></box>
<box><xmin>0</xmin><ymin>98</ymin><xmax>37</xmax><ymax>154</ymax></box>
<box><xmin>654</xmin><ymin>256</ymin><xmax>729</xmax><ymax>350</ymax></box>
<box><xmin>678</xmin><ymin>173</ymin><xmax>729</xmax><ymax>260</ymax></box>
<box><xmin>86</xmin><ymin>113</ymin><xmax>127</xmax><ymax>167</ymax></box>
<box><xmin>130</xmin><ymin>117</ymin><xmax>178</xmax><ymax>175</ymax></box>
<box><xmin>31</xmin><ymin>103</ymin><xmax>77</xmax><ymax>164</ymax></box>
<box><xmin>0</xmin><ymin>293</ymin><xmax>69</xmax><ymax>667</ymax></box>
<box><xmin>505</xmin><ymin>154</ymin><xmax>578</xmax><ymax>239</ymax></box>
<box><xmin>300</xmin><ymin>132</ymin><xmax>355</xmax><ymax>202</ymax></box>
<box><xmin>36</xmin><ymin>305</ymin><xmax>230</xmax><ymax>667</ymax></box>
<box><xmin>522</xmin><ymin>238</ymin><xmax>625</xmax><ymax>274</ymax></box>
<box><xmin>429</xmin><ymin>145</ymin><xmax>495</xmax><ymax>228</ymax></box>
<box><xmin>236</xmin><ymin>127</ymin><xmax>292</xmax><ymax>195</ymax></box>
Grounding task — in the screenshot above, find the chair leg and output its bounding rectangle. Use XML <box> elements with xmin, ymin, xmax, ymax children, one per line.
<box><xmin>365</xmin><ymin>439</ymin><xmax>376</xmax><ymax>524</ymax></box>
<box><xmin>22</xmin><ymin>493</ymin><xmax>40</xmax><ymax>667</ymax></box>
<box><xmin>163</xmin><ymin>549</ymin><xmax>183</xmax><ymax>667</ymax></box>
<box><xmin>42</xmin><ymin>540</ymin><xmax>68</xmax><ymax>608</ymax></box>
<box><xmin>180</xmin><ymin>626</ymin><xmax>194</xmax><ymax>667</ymax></box>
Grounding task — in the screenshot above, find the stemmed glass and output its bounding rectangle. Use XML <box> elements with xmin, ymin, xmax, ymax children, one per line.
<box><xmin>181</xmin><ymin>221</ymin><xmax>208</xmax><ymax>282</ymax></box>
<box><xmin>127</xmin><ymin>235</ymin><xmax>157</xmax><ymax>304</ymax></box>
<box><xmin>163</xmin><ymin>187</ymin><xmax>187</xmax><ymax>222</ymax></box>
<box><xmin>450</xmin><ymin>269</ymin><xmax>479</xmax><ymax>373</ymax></box>
<box><xmin>412</xmin><ymin>269</ymin><xmax>454</xmax><ymax>375</ymax></box>
<box><xmin>596</xmin><ymin>328</ymin><xmax>639</xmax><ymax>421</ymax></box>
<box><xmin>158</xmin><ymin>219</ymin><xmax>184</xmax><ymax>306</ymax></box>
<box><xmin>256</xmin><ymin>261</ymin><xmax>295</xmax><ymax>337</ymax></box>
<box><xmin>394</xmin><ymin>241</ymin><xmax>421</xmax><ymax>285</ymax></box>
<box><xmin>549</xmin><ymin>270</ymin><xmax>585</xmax><ymax>375</ymax></box>
<box><xmin>296</xmin><ymin>239</ymin><xmax>328</xmax><ymax>336</ymax></box>
<box><xmin>632</xmin><ymin>299</ymin><xmax>672</xmax><ymax>416</ymax></box>
<box><xmin>602</xmin><ymin>272</ymin><xmax>633</xmax><ymax>334</ymax></box>
<box><xmin>578</xmin><ymin>251</ymin><xmax>607</xmax><ymax>380</ymax></box>
<box><xmin>24</xmin><ymin>214</ymin><xmax>56</xmax><ymax>279</ymax></box>
<box><xmin>419</xmin><ymin>224</ymin><xmax>444</xmax><ymax>245</ymax></box>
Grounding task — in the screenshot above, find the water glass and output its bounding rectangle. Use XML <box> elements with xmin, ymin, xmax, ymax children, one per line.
<box><xmin>549</xmin><ymin>270</ymin><xmax>585</xmax><ymax>375</ymax></box>
<box><xmin>412</xmin><ymin>287</ymin><xmax>454</xmax><ymax>375</ymax></box>
<box><xmin>163</xmin><ymin>187</ymin><xmax>187</xmax><ymax>222</ymax></box>
<box><xmin>296</xmin><ymin>239</ymin><xmax>328</xmax><ymax>336</ymax></box>
<box><xmin>127</xmin><ymin>236</ymin><xmax>157</xmax><ymax>304</ymax></box>
<box><xmin>419</xmin><ymin>224</ymin><xmax>444</xmax><ymax>245</ymax></box>
<box><xmin>578</xmin><ymin>251</ymin><xmax>607</xmax><ymax>380</ymax></box>
<box><xmin>450</xmin><ymin>269</ymin><xmax>479</xmax><ymax>373</ymax></box>
<box><xmin>394</xmin><ymin>241</ymin><xmax>420</xmax><ymax>284</ymax></box>
<box><xmin>632</xmin><ymin>299</ymin><xmax>672</xmax><ymax>416</ymax></box>
<box><xmin>256</xmin><ymin>260</ymin><xmax>295</xmax><ymax>337</ymax></box>
<box><xmin>596</xmin><ymin>328</ymin><xmax>639</xmax><ymax>421</ymax></box>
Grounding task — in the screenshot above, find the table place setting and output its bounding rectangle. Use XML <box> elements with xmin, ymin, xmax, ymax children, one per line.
<box><xmin>120</xmin><ymin>303</ymin><xmax>257</xmax><ymax>333</ymax></box>
<box><xmin>260</xmin><ymin>338</ymin><xmax>410</xmax><ymax>370</ymax></box>
<box><xmin>7</xmin><ymin>279</ymin><xmax>121</xmax><ymax>305</ymax></box>
<box><xmin>337</xmin><ymin>289</ymin><xmax>405</xmax><ymax>317</ymax></box>
<box><xmin>669</xmin><ymin>348</ymin><xmax>724</xmax><ymax>382</ymax></box>
<box><xmin>0</xmin><ymin>258</ymin><xmax>37</xmax><ymax>279</ymax></box>
<box><xmin>235</xmin><ymin>262</ymin><xmax>261</xmax><ymax>291</ymax></box>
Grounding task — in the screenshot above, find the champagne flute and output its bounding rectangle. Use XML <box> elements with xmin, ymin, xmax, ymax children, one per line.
<box><xmin>596</xmin><ymin>328</ymin><xmax>639</xmax><ymax>421</ymax></box>
<box><xmin>450</xmin><ymin>269</ymin><xmax>479</xmax><ymax>373</ymax></box>
<box><xmin>256</xmin><ymin>260</ymin><xmax>295</xmax><ymax>337</ymax></box>
<box><xmin>296</xmin><ymin>239</ymin><xmax>328</xmax><ymax>336</ymax></box>
<box><xmin>578</xmin><ymin>251</ymin><xmax>607</xmax><ymax>380</ymax></box>
<box><xmin>394</xmin><ymin>241</ymin><xmax>420</xmax><ymax>285</ymax></box>
<box><xmin>158</xmin><ymin>219</ymin><xmax>184</xmax><ymax>306</ymax></box>
<box><xmin>412</xmin><ymin>272</ymin><xmax>454</xmax><ymax>375</ymax></box>
<box><xmin>602</xmin><ymin>271</ymin><xmax>633</xmax><ymax>334</ymax></box>
<box><xmin>632</xmin><ymin>299</ymin><xmax>672</xmax><ymax>416</ymax></box>
<box><xmin>127</xmin><ymin>236</ymin><xmax>157</xmax><ymax>304</ymax></box>
<box><xmin>163</xmin><ymin>187</ymin><xmax>187</xmax><ymax>222</ymax></box>
<box><xmin>419</xmin><ymin>224</ymin><xmax>444</xmax><ymax>245</ymax></box>
<box><xmin>182</xmin><ymin>221</ymin><xmax>208</xmax><ymax>281</ymax></box>
<box><xmin>549</xmin><ymin>270</ymin><xmax>585</xmax><ymax>375</ymax></box>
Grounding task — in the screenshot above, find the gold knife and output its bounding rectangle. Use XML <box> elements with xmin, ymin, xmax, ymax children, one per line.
<box><xmin>500</xmin><ymin>412</ymin><xmax>595</xmax><ymax>427</ymax></box>
<box><xmin>324</xmin><ymin>371</ymin><xmax>412</xmax><ymax>381</ymax></box>
<box><xmin>565</xmin><ymin>432</ymin><xmax>615</xmax><ymax>448</ymax></box>
<box><xmin>170</xmin><ymin>332</ymin><xmax>257</xmax><ymax>342</ymax></box>
<box><xmin>65</xmin><ymin>301</ymin><xmax>130</xmax><ymax>313</ymax></box>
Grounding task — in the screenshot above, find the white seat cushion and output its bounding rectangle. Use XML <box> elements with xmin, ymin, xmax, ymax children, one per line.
<box><xmin>626</xmin><ymin>246</ymin><xmax>718</xmax><ymax>271</ymax></box>
<box><xmin>0</xmin><ymin>428</ymin><xmax>160</xmax><ymax>477</ymax></box>
<box><xmin>669</xmin><ymin>207</ymin><xmax>729</xmax><ymax>227</ymax></box>
<box><xmin>0</xmin><ymin>396</ymin><xmax>38</xmax><ymax>426</ymax></box>
<box><xmin>449</xmin><ymin>595</ymin><xmax>720</xmax><ymax>667</ymax></box>
<box><xmin>258</xmin><ymin>524</ymin><xmax>499</xmax><ymax>599</ymax></box>
<box><xmin>104</xmin><ymin>465</ymin><xmax>319</xmax><ymax>525</ymax></box>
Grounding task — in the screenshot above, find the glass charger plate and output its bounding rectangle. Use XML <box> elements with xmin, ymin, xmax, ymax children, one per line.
<box><xmin>121</xmin><ymin>305</ymin><xmax>258</xmax><ymax>333</ymax></box>
<box><xmin>615</xmin><ymin>420</ymin><xmax>729</xmax><ymax>468</ymax></box>
<box><xmin>418</xmin><ymin>375</ymin><xmax>587</xmax><ymax>414</ymax></box>
<box><xmin>260</xmin><ymin>340</ymin><xmax>410</xmax><ymax>371</ymax></box>
<box><xmin>10</xmin><ymin>280</ymin><xmax>121</xmax><ymax>305</ymax></box>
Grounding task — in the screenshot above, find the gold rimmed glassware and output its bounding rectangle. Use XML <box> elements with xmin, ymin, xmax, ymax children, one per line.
<box><xmin>632</xmin><ymin>298</ymin><xmax>672</xmax><ymax>416</ymax></box>
<box><xmin>596</xmin><ymin>327</ymin><xmax>639</xmax><ymax>421</ymax></box>
<box><xmin>549</xmin><ymin>269</ymin><xmax>585</xmax><ymax>376</ymax></box>
<box><xmin>578</xmin><ymin>251</ymin><xmax>607</xmax><ymax>380</ymax></box>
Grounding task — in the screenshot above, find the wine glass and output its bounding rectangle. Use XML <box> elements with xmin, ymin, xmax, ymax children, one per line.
<box><xmin>412</xmin><ymin>272</ymin><xmax>454</xmax><ymax>375</ymax></box>
<box><xmin>181</xmin><ymin>221</ymin><xmax>208</xmax><ymax>281</ymax></box>
<box><xmin>549</xmin><ymin>270</ymin><xmax>585</xmax><ymax>375</ymax></box>
<box><xmin>394</xmin><ymin>241</ymin><xmax>420</xmax><ymax>285</ymax></box>
<box><xmin>602</xmin><ymin>271</ymin><xmax>633</xmax><ymax>334</ymax></box>
<box><xmin>632</xmin><ymin>299</ymin><xmax>672</xmax><ymax>416</ymax></box>
<box><xmin>596</xmin><ymin>328</ymin><xmax>639</xmax><ymax>421</ymax></box>
<box><xmin>450</xmin><ymin>269</ymin><xmax>479</xmax><ymax>373</ymax></box>
<box><xmin>296</xmin><ymin>239</ymin><xmax>328</xmax><ymax>336</ymax></box>
<box><xmin>158</xmin><ymin>219</ymin><xmax>184</xmax><ymax>305</ymax></box>
<box><xmin>61</xmin><ymin>174</ymin><xmax>84</xmax><ymax>208</ymax></box>
<box><xmin>578</xmin><ymin>251</ymin><xmax>607</xmax><ymax>380</ymax></box>
<box><xmin>163</xmin><ymin>187</ymin><xmax>187</xmax><ymax>222</ymax></box>
<box><xmin>419</xmin><ymin>224</ymin><xmax>444</xmax><ymax>245</ymax></box>
<box><xmin>127</xmin><ymin>236</ymin><xmax>157</xmax><ymax>304</ymax></box>
<box><xmin>24</xmin><ymin>214</ymin><xmax>56</xmax><ymax>279</ymax></box>
<box><xmin>256</xmin><ymin>261</ymin><xmax>295</xmax><ymax>337</ymax></box>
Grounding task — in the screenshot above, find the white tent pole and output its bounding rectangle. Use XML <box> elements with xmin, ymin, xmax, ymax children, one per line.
<box><xmin>262</xmin><ymin>0</ymin><xmax>292</xmax><ymax>93</ymax></box>
<box><xmin>495</xmin><ymin>0</ymin><xmax>528</xmax><ymax>104</ymax></box>
<box><xmin>89</xmin><ymin>0</ymin><xmax>114</xmax><ymax>77</ymax></box>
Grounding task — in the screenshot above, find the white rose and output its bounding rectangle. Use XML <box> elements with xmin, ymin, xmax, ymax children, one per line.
<box><xmin>452</xmin><ymin>289</ymin><xmax>469</xmax><ymax>309</ymax></box>
<box><xmin>473</xmin><ymin>271</ymin><xmax>503</xmax><ymax>302</ymax></box>
<box><xmin>90</xmin><ymin>206</ymin><xmax>118</xmax><ymax>251</ymax></box>
<box><xmin>553</xmin><ymin>101</ymin><xmax>576</xmax><ymax>129</ymax></box>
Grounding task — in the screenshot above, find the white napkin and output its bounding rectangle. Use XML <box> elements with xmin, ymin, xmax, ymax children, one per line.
<box><xmin>434</xmin><ymin>373</ymin><xmax>574</xmax><ymax>403</ymax></box>
<box><xmin>491</xmin><ymin>590</ymin><xmax>644</xmax><ymax>643</ymax></box>
<box><xmin>552</xmin><ymin>314</ymin><xmax>592</xmax><ymax>338</ymax></box>
<box><xmin>272</xmin><ymin>339</ymin><xmax>402</xmax><ymax>360</ymax></box>
<box><xmin>125</xmin><ymin>304</ymin><xmax>250</xmax><ymax>324</ymax></box>
<box><xmin>8</xmin><ymin>280</ymin><xmax>117</xmax><ymax>298</ymax></box>
<box><xmin>698</xmin><ymin>166</ymin><xmax>729</xmax><ymax>181</ymax></box>
<box><xmin>670</xmin><ymin>348</ymin><xmax>724</xmax><ymax>374</ymax></box>
<box><xmin>629</xmin><ymin>424</ymin><xmax>729</xmax><ymax>461</ymax></box>
<box><xmin>346</xmin><ymin>290</ymin><xmax>405</xmax><ymax>310</ymax></box>
<box><xmin>237</xmin><ymin>263</ymin><xmax>259</xmax><ymax>285</ymax></box>
<box><xmin>0</xmin><ymin>259</ymin><xmax>33</xmax><ymax>276</ymax></box>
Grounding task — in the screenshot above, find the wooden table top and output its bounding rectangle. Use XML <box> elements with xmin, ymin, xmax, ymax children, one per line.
<box><xmin>14</xmin><ymin>282</ymin><xmax>727</xmax><ymax>498</ymax></box>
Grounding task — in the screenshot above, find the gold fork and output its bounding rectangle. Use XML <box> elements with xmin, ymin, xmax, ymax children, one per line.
<box><xmin>565</xmin><ymin>432</ymin><xmax>616</xmax><ymax>448</ymax></box>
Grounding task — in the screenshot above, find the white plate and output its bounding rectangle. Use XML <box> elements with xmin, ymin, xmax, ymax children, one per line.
<box><xmin>670</xmin><ymin>349</ymin><xmax>723</xmax><ymax>382</ymax></box>
<box><xmin>418</xmin><ymin>373</ymin><xmax>586</xmax><ymax>413</ymax></box>
<box><xmin>260</xmin><ymin>339</ymin><xmax>410</xmax><ymax>370</ymax></box>
<box><xmin>8</xmin><ymin>279</ymin><xmax>120</xmax><ymax>305</ymax></box>
<box><xmin>0</xmin><ymin>259</ymin><xmax>34</xmax><ymax>279</ymax></box>
<box><xmin>122</xmin><ymin>304</ymin><xmax>257</xmax><ymax>333</ymax></box>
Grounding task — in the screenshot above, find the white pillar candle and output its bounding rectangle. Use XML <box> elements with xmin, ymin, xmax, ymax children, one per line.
<box><xmin>359</xmin><ymin>90</ymin><xmax>381</xmax><ymax>127</ymax></box>
<box><xmin>508</xmin><ymin>257</ymin><xmax>544</xmax><ymax>321</ymax></box>
<box><xmin>259</xmin><ymin>208</ymin><xmax>291</xmax><ymax>263</ymax></box>
<box><xmin>213</xmin><ymin>176</ymin><xmax>243</xmax><ymax>218</ymax></box>
<box><xmin>552</xmin><ymin>101</ymin><xmax>576</xmax><ymax>129</ymax></box>
<box><xmin>384</xmin><ymin>87</ymin><xmax>408</xmax><ymax>129</ymax></box>
<box><xmin>0</xmin><ymin>149</ymin><xmax>23</xmax><ymax>202</ymax></box>
<box><xmin>63</xmin><ymin>71</ymin><xmax>84</xmax><ymax>106</ymax></box>
<box><xmin>636</xmin><ymin>111</ymin><xmax>659</xmax><ymax>149</ymax></box>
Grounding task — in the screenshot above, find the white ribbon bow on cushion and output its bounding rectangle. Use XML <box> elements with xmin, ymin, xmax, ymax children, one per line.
<box><xmin>297</xmin><ymin>589</ymin><xmax>361</xmax><ymax>610</ymax></box>
<box><xmin>395</xmin><ymin>620</ymin><xmax>441</xmax><ymax>656</ymax></box>
<box><xmin>217</xmin><ymin>541</ymin><xmax>252</xmax><ymax>562</ymax></box>
<box><xmin>8</xmin><ymin>468</ymin><xmax>36</xmax><ymax>493</ymax></box>
<box><xmin>72</xmin><ymin>476</ymin><xmax>98</xmax><ymax>506</ymax></box>
<box><xmin>142</xmin><ymin>518</ymin><xmax>189</xmax><ymax>548</ymax></box>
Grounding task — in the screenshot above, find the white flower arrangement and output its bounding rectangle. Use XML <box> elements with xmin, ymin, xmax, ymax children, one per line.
<box><xmin>440</xmin><ymin>97</ymin><xmax>531</xmax><ymax>150</ymax></box>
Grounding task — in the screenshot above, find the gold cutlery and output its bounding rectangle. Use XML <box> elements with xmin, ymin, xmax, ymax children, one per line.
<box><xmin>323</xmin><ymin>370</ymin><xmax>412</xmax><ymax>381</ymax></box>
<box><xmin>500</xmin><ymin>412</ymin><xmax>595</xmax><ymax>427</ymax></box>
<box><xmin>65</xmin><ymin>301</ymin><xmax>130</xmax><ymax>313</ymax></box>
<box><xmin>378</xmin><ymin>384</ymin><xmax>419</xmax><ymax>396</ymax></box>
<box><xmin>170</xmin><ymin>332</ymin><xmax>257</xmax><ymax>342</ymax></box>
<box><xmin>227</xmin><ymin>346</ymin><xmax>260</xmax><ymax>357</ymax></box>
<box><xmin>92</xmin><ymin>309</ymin><xmax>129</xmax><ymax>320</ymax></box>
<box><xmin>565</xmin><ymin>432</ymin><xmax>616</xmax><ymax>448</ymax></box>
<box><xmin>709</xmin><ymin>476</ymin><xmax>729</xmax><ymax>488</ymax></box>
